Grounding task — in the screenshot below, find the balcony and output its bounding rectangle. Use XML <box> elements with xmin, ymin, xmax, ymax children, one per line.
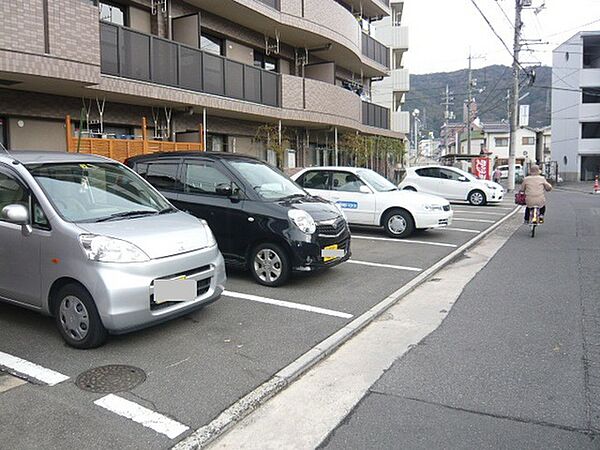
<box><xmin>99</xmin><ymin>22</ymin><xmax>280</xmax><ymax>107</ymax></box>
<box><xmin>392</xmin><ymin>26</ymin><xmax>409</xmax><ymax>50</ymax></box>
<box><xmin>362</xmin><ymin>101</ymin><xmax>390</xmax><ymax>129</ymax></box>
<box><xmin>362</xmin><ymin>33</ymin><xmax>390</xmax><ymax>68</ymax></box>
<box><xmin>392</xmin><ymin>110</ymin><xmax>410</xmax><ymax>134</ymax></box>
<box><xmin>391</xmin><ymin>68</ymin><xmax>409</xmax><ymax>92</ymax></box>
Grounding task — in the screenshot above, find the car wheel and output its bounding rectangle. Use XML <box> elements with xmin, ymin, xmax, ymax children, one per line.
<box><xmin>250</xmin><ymin>243</ymin><xmax>290</xmax><ymax>287</ymax></box>
<box><xmin>403</xmin><ymin>186</ymin><xmax>417</xmax><ymax>191</ymax></box>
<box><xmin>468</xmin><ymin>189</ymin><xmax>486</xmax><ymax>206</ymax></box>
<box><xmin>53</xmin><ymin>284</ymin><xmax>108</xmax><ymax>349</ymax></box>
<box><xmin>383</xmin><ymin>209</ymin><xmax>415</xmax><ymax>238</ymax></box>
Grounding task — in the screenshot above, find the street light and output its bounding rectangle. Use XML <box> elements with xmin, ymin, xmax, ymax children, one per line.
<box><xmin>411</xmin><ymin>109</ymin><xmax>420</xmax><ymax>167</ymax></box>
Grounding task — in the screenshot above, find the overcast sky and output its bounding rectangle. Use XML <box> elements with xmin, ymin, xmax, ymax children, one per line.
<box><xmin>405</xmin><ymin>0</ymin><xmax>600</xmax><ymax>74</ymax></box>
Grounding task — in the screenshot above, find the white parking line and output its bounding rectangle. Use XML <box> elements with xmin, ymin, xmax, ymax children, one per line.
<box><xmin>0</xmin><ymin>351</ymin><xmax>69</xmax><ymax>386</ymax></box>
<box><xmin>444</xmin><ymin>227</ymin><xmax>481</xmax><ymax>234</ymax></box>
<box><xmin>349</xmin><ymin>260</ymin><xmax>422</xmax><ymax>272</ymax></box>
<box><xmin>223</xmin><ymin>291</ymin><xmax>353</xmax><ymax>319</ymax></box>
<box><xmin>94</xmin><ymin>394</ymin><xmax>189</xmax><ymax>439</ymax></box>
<box><xmin>451</xmin><ymin>210</ymin><xmax>506</xmax><ymax>216</ymax></box>
<box><xmin>352</xmin><ymin>235</ymin><xmax>458</xmax><ymax>248</ymax></box>
<box><xmin>452</xmin><ymin>217</ymin><xmax>496</xmax><ymax>223</ymax></box>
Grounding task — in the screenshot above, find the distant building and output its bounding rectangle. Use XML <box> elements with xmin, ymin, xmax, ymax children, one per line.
<box><xmin>552</xmin><ymin>31</ymin><xmax>600</xmax><ymax>181</ymax></box>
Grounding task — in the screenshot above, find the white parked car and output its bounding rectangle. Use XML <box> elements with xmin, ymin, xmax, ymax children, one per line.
<box><xmin>497</xmin><ymin>164</ymin><xmax>524</xmax><ymax>179</ymax></box>
<box><xmin>292</xmin><ymin>167</ymin><xmax>453</xmax><ymax>238</ymax></box>
<box><xmin>399</xmin><ymin>165</ymin><xmax>504</xmax><ymax>206</ymax></box>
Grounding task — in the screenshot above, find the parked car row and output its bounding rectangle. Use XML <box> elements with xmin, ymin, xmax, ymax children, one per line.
<box><xmin>0</xmin><ymin>151</ymin><xmax>498</xmax><ymax>349</ymax></box>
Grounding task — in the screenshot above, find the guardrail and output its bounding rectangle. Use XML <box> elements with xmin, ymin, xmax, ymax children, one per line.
<box><xmin>100</xmin><ymin>22</ymin><xmax>280</xmax><ymax>107</ymax></box>
<box><xmin>361</xmin><ymin>32</ymin><xmax>390</xmax><ymax>68</ymax></box>
<box><xmin>362</xmin><ymin>101</ymin><xmax>390</xmax><ymax>129</ymax></box>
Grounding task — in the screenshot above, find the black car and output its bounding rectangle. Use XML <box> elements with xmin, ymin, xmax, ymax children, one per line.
<box><xmin>126</xmin><ymin>152</ymin><xmax>351</xmax><ymax>286</ymax></box>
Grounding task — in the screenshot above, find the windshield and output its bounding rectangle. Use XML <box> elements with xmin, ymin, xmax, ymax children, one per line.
<box><xmin>27</xmin><ymin>162</ymin><xmax>172</xmax><ymax>223</ymax></box>
<box><xmin>229</xmin><ymin>160</ymin><xmax>306</xmax><ymax>200</ymax></box>
<box><xmin>356</xmin><ymin>169</ymin><xmax>397</xmax><ymax>192</ymax></box>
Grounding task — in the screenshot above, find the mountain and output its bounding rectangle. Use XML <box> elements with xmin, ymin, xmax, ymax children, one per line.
<box><xmin>403</xmin><ymin>64</ymin><xmax>552</xmax><ymax>136</ymax></box>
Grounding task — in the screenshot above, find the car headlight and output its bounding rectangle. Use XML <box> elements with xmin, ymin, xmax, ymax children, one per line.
<box><xmin>424</xmin><ymin>204</ymin><xmax>444</xmax><ymax>211</ymax></box>
<box><xmin>79</xmin><ymin>234</ymin><xmax>150</xmax><ymax>263</ymax></box>
<box><xmin>485</xmin><ymin>183</ymin><xmax>497</xmax><ymax>190</ymax></box>
<box><xmin>288</xmin><ymin>209</ymin><xmax>316</xmax><ymax>234</ymax></box>
<box><xmin>198</xmin><ymin>219</ymin><xmax>218</xmax><ymax>248</ymax></box>
<box><xmin>332</xmin><ymin>202</ymin><xmax>347</xmax><ymax>221</ymax></box>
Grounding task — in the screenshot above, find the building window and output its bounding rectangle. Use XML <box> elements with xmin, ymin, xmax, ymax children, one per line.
<box><xmin>582</xmin><ymin>122</ymin><xmax>600</xmax><ymax>139</ymax></box>
<box><xmin>582</xmin><ymin>88</ymin><xmax>600</xmax><ymax>104</ymax></box>
<box><xmin>254</xmin><ymin>50</ymin><xmax>278</xmax><ymax>72</ymax></box>
<box><xmin>99</xmin><ymin>1</ymin><xmax>127</xmax><ymax>26</ymax></box>
<box><xmin>206</xmin><ymin>134</ymin><xmax>228</xmax><ymax>152</ymax></box>
<box><xmin>583</xmin><ymin>36</ymin><xmax>600</xmax><ymax>69</ymax></box>
<box><xmin>522</xmin><ymin>137</ymin><xmax>535</xmax><ymax>145</ymax></box>
<box><xmin>495</xmin><ymin>137</ymin><xmax>508</xmax><ymax>147</ymax></box>
<box><xmin>200</xmin><ymin>33</ymin><xmax>224</xmax><ymax>56</ymax></box>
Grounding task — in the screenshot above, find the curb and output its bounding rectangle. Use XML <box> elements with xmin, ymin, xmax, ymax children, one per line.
<box><xmin>173</xmin><ymin>205</ymin><xmax>523</xmax><ymax>450</ymax></box>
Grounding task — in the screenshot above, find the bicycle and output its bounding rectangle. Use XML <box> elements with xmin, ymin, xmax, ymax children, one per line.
<box><xmin>528</xmin><ymin>206</ymin><xmax>542</xmax><ymax>238</ymax></box>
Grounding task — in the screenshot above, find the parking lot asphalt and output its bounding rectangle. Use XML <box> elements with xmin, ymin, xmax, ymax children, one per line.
<box><xmin>0</xmin><ymin>199</ymin><xmax>518</xmax><ymax>449</ymax></box>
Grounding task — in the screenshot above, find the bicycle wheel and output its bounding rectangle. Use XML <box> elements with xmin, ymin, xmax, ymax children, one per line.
<box><xmin>530</xmin><ymin>224</ymin><xmax>536</xmax><ymax>238</ymax></box>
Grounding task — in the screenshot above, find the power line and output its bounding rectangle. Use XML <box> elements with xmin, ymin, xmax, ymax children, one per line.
<box><xmin>469</xmin><ymin>0</ymin><xmax>527</xmax><ymax>72</ymax></box>
<box><xmin>494</xmin><ymin>0</ymin><xmax>515</xmax><ymax>29</ymax></box>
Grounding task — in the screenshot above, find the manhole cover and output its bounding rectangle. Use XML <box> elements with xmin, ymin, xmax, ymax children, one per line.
<box><xmin>76</xmin><ymin>365</ymin><xmax>146</xmax><ymax>393</ymax></box>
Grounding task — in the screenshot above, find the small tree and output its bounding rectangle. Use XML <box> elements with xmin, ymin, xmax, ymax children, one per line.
<box><xmin>255</xmin><ymin>123</ymin><xmax>291</xmax><ymax>169</ymax></box>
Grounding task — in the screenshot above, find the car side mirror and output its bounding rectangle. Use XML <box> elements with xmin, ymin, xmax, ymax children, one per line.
<box><xmin>215</xmin><ymin>183</ymin><xmax>233</xmax><ymax>197</ymax></box>
<box><xmin>359</xmin><ymin>185</ymin><xmax>371</xmax><ymax>194</ymax></box>
<box><xmin>458</xmin><ymin>176</ymin><xmax>468</xmax><ymax>182</ymax></box>
<box><xmin>1</xmin><ymin>204</ymin><xmax>29</xmax><ymax>225</ymax></box>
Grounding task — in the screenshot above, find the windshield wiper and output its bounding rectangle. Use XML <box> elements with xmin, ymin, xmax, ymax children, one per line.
<box><xmin>95</xmin><ymin>210</ymin><xmax>158</xmax><ymax>222</ymax></box>
<box><xmin>279</xmin><ymin>193</ymin><xmax>307</xmax><ymax>201</ymax></box>
<box><xmin>159</xmin><ymin>206</ymin><xmax>177</xmax><ymax>214</ymax></box>
<box><xmin>385</xmin><ymin>188</ymin><xmax>398</xmax><ymax>192</ymax></box>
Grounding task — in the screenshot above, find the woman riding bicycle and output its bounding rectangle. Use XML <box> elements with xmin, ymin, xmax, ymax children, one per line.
<box><xmin>520</xmin><ymin>164</ymin><xmax>552</xmax><ymax>223</ymax></box>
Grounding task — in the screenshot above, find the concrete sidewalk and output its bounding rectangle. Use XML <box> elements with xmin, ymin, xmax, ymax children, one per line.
<box><xmin>321</xmin><ymin>190</ymin><xmax>600</xmax><ymax>449</ymax></box>
<box><xmin>555</xmin><ymin>181</ymin><xmax>599</xmax><ymax>194</ymax></box>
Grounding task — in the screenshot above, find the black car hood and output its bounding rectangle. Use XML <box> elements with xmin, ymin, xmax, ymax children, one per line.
<box><xmin>277</xmin><ymin>195</ymin><xmax>340</xmax><ymax>222</ymax></box>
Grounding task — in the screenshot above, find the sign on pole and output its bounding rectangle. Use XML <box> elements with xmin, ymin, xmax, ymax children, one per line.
<box><xmin>519</xmin><ymin>105</ymin><xmax>530</xmax><ymax>127</ymax></box>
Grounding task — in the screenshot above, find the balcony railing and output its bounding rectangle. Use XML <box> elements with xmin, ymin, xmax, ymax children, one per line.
<box><xmin>362</xmin><ymin>101</ymin><xmax>390</xmax><ymax>129</ymax></box>
<box><xmin>100</xmin><ymin>22</ymin><xmax>281</xmax><ymax>107</ymax></box>
<box><xmin>361</xmin><ymin>33</ymin><xmax>390</xmax><ymax>68</ymax></box>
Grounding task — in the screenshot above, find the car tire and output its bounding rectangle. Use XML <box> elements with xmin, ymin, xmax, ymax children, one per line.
<box><xmin>53</xmin><ymin>283</ymin><xmax>108</xmax><ymax>349</ymax></box>
<box><xmin>250</xmin><ymin>243</ymin><xmax>291</xmax><ymax>287</ymax></box>
<box><xmin>403</xmin><ymin>186</ymin><xmax>417</xmax><ymax>191</ymax></box>
<box><xmin>383</xmin><ymin>209</ymin><xmax>415</xmax><ymax>238</ymax></box>
<box><xmin>468</xmin><ymin>189</ymin><xmax>487</xmax><ymax>206</ymax></box>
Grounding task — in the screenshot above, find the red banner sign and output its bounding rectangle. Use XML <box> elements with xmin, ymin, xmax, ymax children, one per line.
<box><xmin>472</xmin><ymin>157</ymin><xmax>491</xmax><ymax>180</ymax></box>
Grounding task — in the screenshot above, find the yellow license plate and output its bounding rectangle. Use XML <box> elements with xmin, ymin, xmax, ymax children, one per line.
<box><xmin>322</xmin><ymin>244</ymin><xmax>342</xmax><ymax>262</ymax></box>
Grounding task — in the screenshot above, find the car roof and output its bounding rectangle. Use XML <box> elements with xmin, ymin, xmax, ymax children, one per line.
<box><xmin>126</xmin><ymin>151</ymin><xmax>263</xmax><ymax>164</ymax></box>
<box><xmin>0</xmin><ymin>151</ymin><xmax>113</xmax><ymax>165</ymax></box>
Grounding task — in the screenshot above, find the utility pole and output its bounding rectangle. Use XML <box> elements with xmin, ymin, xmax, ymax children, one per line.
<box><xmin>467</xmin><ymin>52</ymin><xmax>473</xmax><ymax>157</ymax></box>
<box><xmin>441</xmin><ymin>85</ymin><xmax>454</xmax><ymax>155</ymax></box>
<box><xmin>508</xmin><ymin>0</ymin><xmax>524</xmax><ymax>192</ymax></box>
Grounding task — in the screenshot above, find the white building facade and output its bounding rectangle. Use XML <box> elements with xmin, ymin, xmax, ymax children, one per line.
<box><xmin>552</xmin><ymin>31</ymin><xmax>600</xmax><ymax>181</ymax></box>
<box><xmin>371</xmin><ymin>0</ymin><xmax>410</xmax><ymax>135</ymax></box>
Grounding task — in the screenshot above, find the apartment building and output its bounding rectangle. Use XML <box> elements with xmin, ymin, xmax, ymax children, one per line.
<box><xmin>369</xmin><ymin>0</ymin><xmax>410</xmax><ymax>135</ymax></box>
<box><xmin>0</xmin><ymin>0</ymin><xmax>401</xmax><ymax>167</ymax></box>
<box><xmin>552</xmin><ymin>31</ymin><xmax>600</xmax><ymax>181</ymax></box>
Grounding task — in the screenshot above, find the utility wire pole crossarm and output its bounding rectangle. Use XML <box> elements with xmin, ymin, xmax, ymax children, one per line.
<box><xmin>508</xmin><ymin>0</ymin><xmax>524</xmax><ymax>192</ymax></box>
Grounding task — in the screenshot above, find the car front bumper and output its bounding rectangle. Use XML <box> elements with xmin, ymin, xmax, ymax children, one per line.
<box><xmin>487</xmin><ymin>190</ymin><xmax>504</xmax><ymax>202</ymax></box>
<box><xmin>89</xmin><ymin>245</ymin><xmax>226</xmax><ymax>333</ymax></box>
<box><xmin>414</xmin><ymin>210</ymin><xmax>453</xmax><ymax>229</ymax></box>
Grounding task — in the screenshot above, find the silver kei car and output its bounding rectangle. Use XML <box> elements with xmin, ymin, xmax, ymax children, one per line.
<box><xmin>0</xmin><ymin>151</ymin><xmax>226</xmax><ymax>348</ymax></box>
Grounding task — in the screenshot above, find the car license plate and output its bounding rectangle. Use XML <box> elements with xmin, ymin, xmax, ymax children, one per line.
<box><xmin>154</xmin><ymin>278</ymin><xmax>196</xmax><ymax>304</ymax></box>
<box><xmin>321</xmin><ymin>244</ymin><xmax>345</xmax><ymax>262</ymax></box>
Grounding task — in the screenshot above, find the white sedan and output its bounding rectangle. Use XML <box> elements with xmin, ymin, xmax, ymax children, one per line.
<box><xmin>399</xmin><ymin>165</ymin><xmax>504</xmax><ymax>206</ymax></box>
<box><xmin>292</xmin><ymin>167</ymin><xmax>453</xmax><ymax>238</ymax></box>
